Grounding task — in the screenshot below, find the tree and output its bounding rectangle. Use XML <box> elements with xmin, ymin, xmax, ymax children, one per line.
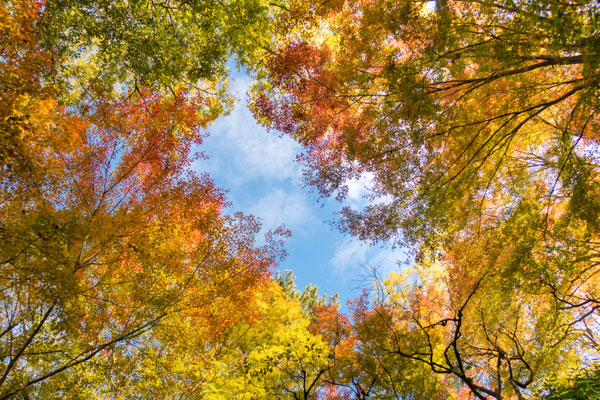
<box><xmin>250</xmin><ymin>1</ymin><xmax>600</xmax><ymax>397</ymax></box>
<box><xmin>325</xmin><ymin>214</ymin><xmax>597</xmax><ymax>399</ymax></box>
<box><xmin>378</xmin><ymin>252</ymin><xmax>580</xmax><ymax>399</ymax></box>
<box><xmin>180</xmin><ymin>277</ymin><xmax>333</xmax><ymax>400</ymax></box>
<box><xmin>0</xmin><ymin>80</ymin><xmax>284</xmax><ymax>399</ymax></box>
<box><xmin>542</xmin><ymin>364</ymin><xmax>600</xmax><ymax>400</ymax></box>
<box><xmin>275</xmin><ymin>269</ymin><xmax>339</xmax><ymax>312</ymax></box>
<box><xmin>42</xmin><ymin>0</ymin><xmax>281</xmax><ymax>96</ymax></box>
<box><xmin>251</xmin><ymin>0</ymin><xmax>600</xmax><ymax>256</ymax></box>
<box><xmin>274</xmin><ymin>273</ymin><xmax>448</xmax><ymax>400</ymax></box>
<box><xmin>0</xmin><ymin>1</ymin><xmax>288</xmax><ymax>397</ymax></box>
<box><xmin>252</xmin><ymin>0</ymin><xmax>599</xmax><ymax>242</ymax></box>
<box><xmin>315</xmin><ymin>292</ymin><xmax>448</xmax><ymax>400</ymax></box>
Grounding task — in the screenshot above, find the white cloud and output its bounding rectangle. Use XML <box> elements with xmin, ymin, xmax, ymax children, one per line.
<box><xmin>330</xmin><ymin>238</ymin><xmax>409</xmax><ymax>280</ymax></box>
<box><xmin>345</xmin><ymin>172</ymin><xmax>375</xmax><ymax>209</ymax></box>
<box><xmin>200</xmin><ymin>78</ymin><xmax>302</xmax><ymax>185</ymax></box>
<box><xmin>250</xmin><ymin>188</ymin><xmax>319</xmax><ymax>233</ymax></box>
<box><xmin>344</xmin><ymin>172</ymin><xmax>397</xmax><ymax>212</ymax></box>
<box><xmin>370</xmin><ymin>246</ymin><xmax>410</xmax><ymax>278</ymax></box>
<box><xmin>330</xmin><ymin>239</ymin><xmax>370</xmax><ymax>274</ymax></box>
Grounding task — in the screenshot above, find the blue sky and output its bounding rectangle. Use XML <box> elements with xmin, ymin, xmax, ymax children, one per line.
<box><xmin>194</xmin><ymin>74</ymin><xmax>409</xmax><ymax>304</ymax></box>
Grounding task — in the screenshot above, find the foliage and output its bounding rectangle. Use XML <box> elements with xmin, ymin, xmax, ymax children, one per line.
<box><xmin>319</xmin><ymin>292</ymin><xmax>447</xmax><ymax>400</ymax></box>
<box><xmin>66</xmin><ymin>279</ymin><xmax>328</xmax><ymax>399</ymax></box>
<box><xmin>542</xmin><ymin>364</ymin><xmax>600</xmax><ymax>400</ymax></box>
<box><xmin>252</xmin><ymin>0</ymin><xmax>600</xmax><ymax>249</ymax></box>
<box><xmin>178</xmin><ymin>279</ymin><xmax>332</xmax><ymax>400</ymax></box>
<box><xmin>42</xmin><ymin>0</ymin><xmax>280</xmax><ymax>99</ymax></box>
<box><xmin>275</xmin><ymin>269</ymin><xmax>339</xmax><ymax>313</ymax></box>
<box><xmin>4</xmin><ymin>0</ymin><xmax>600</xmax><ymax>398</ymax></box>
<box><xmin>251</xmin><ymin>0</ymin><xmax>600</xmax><ymax>398</ymax></box>
<box><xmin>379</xmin><ymin>246</ymin><xmax>582</xmax><ymax>399</ymax></box>
<box><xmin>0</xmin><ymin>0</ymin><xmax>288</xmax><ymax>397</ymax></box>
<box><xmin>243</xmin><ymin>285</ymin><xmax>331</xmax><ymax>400</ymax></box>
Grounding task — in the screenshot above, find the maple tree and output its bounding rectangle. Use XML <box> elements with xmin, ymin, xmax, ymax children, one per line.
<box><xmin>0</xmin><ymin>1</ymin><xmax>288</xmax><ymax>397</ymax></box>
<box><xmin>250</xmin><ymin>0</ymin><xmax>600</xmax><ymax>398</ymax></box>
<box><xmin>135</xmin><ymin>272</ymin><xmax>337</xmax><ymax>400</ymax></box>
<box><xmin>4</xmin><ymin>0</ymin><xmax>600</xmax><ymax>398</ymax></box>
<box><xmin>55</xmin><ymin>276</ymin><xmax>317</xmax><ymax>399</ymax></box>
<box><xmin>375</xmin><ymin>244</ymin><xmax>584</xmax><ymax>399</ymax></box>
<box><xmin>251</xmin><ymin>0</ymin><xmax>599</xmax><ymax>249</ymax></box>
<box><xmin>272</xmin><ymin>273</ymin><xmax>449</xmax><ymax>400</ymax></box>
<box><xmin>244</xmin><ymin>285</ymin><xmax>331</xmax><ymax>400</ymax></box>
<box><xmin>312</xmin><ymin>293</ymin><xmax>447</xmax><ymax>400</ymax></box>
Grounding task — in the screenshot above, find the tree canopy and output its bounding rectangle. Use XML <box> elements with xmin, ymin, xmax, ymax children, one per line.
<box><xmin>2</xmin><ymin>0</ymin><xmax>600</xmax><ymax>398</ymax></box>
<box><xmin>0</xmin><ymin>0</ymin><xmax>287</xmax><ymax>397</ymax></box>
<box><xmin>251</xmin><ymin>0</ymin><xmax>600</xmax><ymax>398</ymax></box>
<box><xmin>252</xmin><ymin>0</ymin><xmax>599</xmax><ymax>249</ymax></box>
